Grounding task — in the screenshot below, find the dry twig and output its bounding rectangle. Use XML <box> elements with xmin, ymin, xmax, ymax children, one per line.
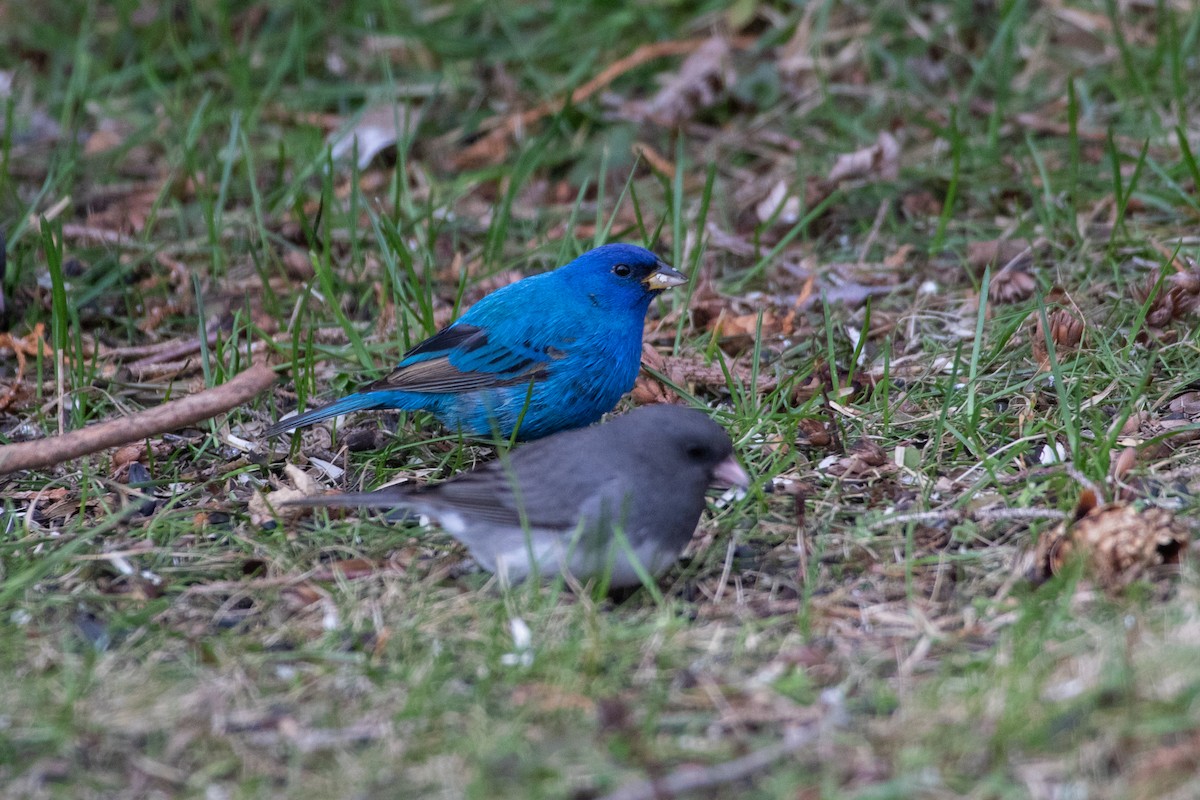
<box><xmin>0</xmin><ymin>362</ymin><xmax>275</xmax><ymax>475</ymax></box>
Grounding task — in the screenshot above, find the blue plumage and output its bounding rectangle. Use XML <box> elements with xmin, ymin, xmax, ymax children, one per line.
<box><xmin>264</xmin><ymin>243</ymin><xmax>686</xmax><ymax>441</ymax></box>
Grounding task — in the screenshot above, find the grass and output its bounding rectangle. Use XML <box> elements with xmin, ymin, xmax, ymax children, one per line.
<box><xmin>3</xmin><ymin>0</ymin><xmax>1200</xmax><ymax>797</ymax></box>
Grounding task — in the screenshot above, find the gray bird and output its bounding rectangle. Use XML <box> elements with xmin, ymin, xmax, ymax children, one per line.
<box><xmin>290</xmin><ymin>404</ymin><xmax>749</xmax><ymax>588</ymax></box>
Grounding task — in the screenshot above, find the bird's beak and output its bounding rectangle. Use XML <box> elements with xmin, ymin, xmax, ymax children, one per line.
<box><xmin>642</xmin><ymin>259</ymin><xmax>687</xmax><ymax>292</ymax></box>
<box><xmin>711</xmin><ymin>455</ymin><xmax>751</xmax><ymax>490</ymax></box>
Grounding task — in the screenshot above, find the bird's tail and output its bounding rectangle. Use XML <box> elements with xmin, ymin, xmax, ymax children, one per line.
<box><xmin>283</xmin><ymin>491</ymin><xmax>396</xmax><ymax>508</ymax></box>
<box><xmin>262</xmin><ymin>392</ymin><xmax>389</xmax><ymax>437</ymax></box>
<box><xmin>281</xmin><ymin>488</ymin><xmax>423</xmax><ymax>523</ymax></box>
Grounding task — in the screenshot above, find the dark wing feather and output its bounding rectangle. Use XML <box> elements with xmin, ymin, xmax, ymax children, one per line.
<box><xmin>402</xmin><ymin>324</ymin><xmax>490</xmax><ymax>358</ymax></box>
<box><xmin>416</xmin><ymin>427</ymin><xmax>625</xmax><ymax>529</ymax></box>
<box><xmin>365</xmin><ymin>323</ymin><xmax>550</xmax><ymax>394</ymax></box>
<box><xmin>286</xmin><ymin>430</ymin><xmax>614</xmax><ymax>531</ymax></box>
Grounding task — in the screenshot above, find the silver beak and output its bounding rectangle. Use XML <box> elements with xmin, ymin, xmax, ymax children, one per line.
<box><xmin>642</xmin><ymin>259</ymin><xmax>687</xmax><ymax>292</ymax></box>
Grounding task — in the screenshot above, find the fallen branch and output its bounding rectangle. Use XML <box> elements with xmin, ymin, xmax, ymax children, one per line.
<box><xmin>0</xmin><ymin>362</ymin><xmax>276</xmax><ymax>475</ymax></box>
<box><xmin>119</xmin><ymin>326</ymin><xmax>352</xmax><ymax>382</ymax></box>
<box><xmin>99</xmin><ymin>316</ymin><xmax>228</xmax><ymax>366</ymax></box>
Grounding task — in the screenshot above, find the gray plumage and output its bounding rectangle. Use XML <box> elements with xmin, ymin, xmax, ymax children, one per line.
<box><xmin>290</xmin><ymin>404</ymin><xmax>749</xmax><ymax>588</ymax></box>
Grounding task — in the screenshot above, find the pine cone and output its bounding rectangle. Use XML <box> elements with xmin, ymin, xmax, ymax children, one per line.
<box><xmin>1030</xmin><ymin>308</ymin><xmax>1085</xmax><ymax>364</ymax></box>
<box><xmin>1034</xmin><ymin>489</ymin><xmax>1189</xmax><ymax>592</ymax></box>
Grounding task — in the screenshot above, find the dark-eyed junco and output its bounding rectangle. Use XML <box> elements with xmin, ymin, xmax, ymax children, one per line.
<box><xmin>290</xmin><ymin>404</ymin><xmax>749</xmax><ymax>588</ymax></box>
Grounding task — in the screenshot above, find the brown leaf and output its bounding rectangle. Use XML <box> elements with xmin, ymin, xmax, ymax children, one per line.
<box><xmin>1168</xmin><ymin>391</ymin><xmax>1200</xmax><ymax>414</ymax></box>
<box><xmin>249</xmin><ymin>487</ymin><xmax>309</xmax><ymax>526</ymax></box>
<box><xmin>633</xmin><ymin>344</ymin><xmax>682</xmax><ymax>404</ymax></box>
<box><xmin>989</xmin><ymin>268</ymin><xmax>1037</xmax><ymax>304</ymax></box>
<box><xmin>966</xmin><ymin>238</ymin><xmax>1033</xmax><ymax>276</ymax></box>
<box><xmin>826</xmin><ymin>131</ymin><xmax>900</xmax><ymax>185</ymax></box>
<box><xmin>747</xmin><ymin>175</ymin><xmax>832</xmax><ymax>228</ymax></box>
<box><xmin>0</xmin><ymin>323</ymin><xmax>49</xmax><ymax>412</ymax></box>
<box><xmin>847</xmin><ymin>438</ymin><xmax>887</xmax><ymax>467</ymax></box>
<box><xmin>310</xmin><ymin>558</ymin><xmax>385</xmax><ymax>582</ymax></box>
<box><xmin>825</xmin><ymin>438</ymin><xmax>892</xmax><ymax>478</ymax></box>
<box><xmin>796</xmin><ymin>418</ymin><xmax>832</xmax><ymax>448</ymax></box>
<box><xmin>96</xmin><ymin>573</ymin><xmax>165</xmax><ymax>600</ymax></box>
<box><xmin>1033</xmin><ymin>490</ymin><xmax>1189</xmax><ymax>592</ymax></box>
<box><xmin>622</xmin><ymin>37</ymin><xmax>734</xmax><ymax>127</ymax></box>
<box><xmin>708</xmin><ymin>308</ymin><xmax>796</xmax><ymax>349</ymax></box>
<box><xmin>1137</xmin><ymin>418</ymin><xmax>1200</xmax><ymax>461</ymax></box>
<box><xmin>327</xmin><ymin>104</ymin><xmax>421</xmax><ymax>170</ymax></box>
<box><xmin>755</xmin><ymin>179</ymin><xmax>802</xmax><ymax>225</ymax></box>
<box><xmin>1120</xmin><ymin>411</ymin><xmax>1150</xmax><ymax>436</ymax></box>
<box><xmin>901</xmin><ymin>190</ymin><xmax>942</xmax><ymax>217</ymax></box>
<box><xmin>641</xmin><ymin>345</ymin><xmax>780</xmax><ymax>395</ymax></box>
<box><xmin>250</xmin><ymin>464</ymin><xmax>324</xmax><ymax>526</ymax></box>
<box><xmin>110</xmin><ymin>440</ymin><xmax>174</xmax><ymax>475</ymax></box>
<box><xmin>3</xmin><ymin>488</ymin><xmax>71</xmax><ymax>502</ymax></box>
<box><xmin>630</xmin><ymin>374</ymin><xmax>679</xmax><ymax>405</ymax></box>
<box><xmin>84</xmin><ymin>119</ymin><xmax>130</xmax><ymax>156</ymax></box>
<box><xmin>282</xmin><ymin>583</ymin><xmax>324</xmax><ymax>609</ymax></box>
<box><xmin>882</xmin><ymin>244</ymin><xmax>914</xmax><ymax>270</ymax></box>
<box><xmin>1111</xmin><ymin>446</ymin><xmax>1137</xmax><ymax>482</ymax></box>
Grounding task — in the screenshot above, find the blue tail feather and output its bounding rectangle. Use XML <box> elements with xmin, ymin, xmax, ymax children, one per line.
<box><xmin>263</xmin><ymin>392</ymin><xmax>398</xmax><ymax>437</ymax></box>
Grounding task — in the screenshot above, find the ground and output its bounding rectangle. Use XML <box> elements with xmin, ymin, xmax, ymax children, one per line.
<box><xmin>2</xmin><ymin>1</ymin><xmax>1200</xmax><ymax>798</ymax></box>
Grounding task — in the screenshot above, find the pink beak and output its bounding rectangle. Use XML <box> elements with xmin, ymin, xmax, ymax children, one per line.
<box><xmin>712</xmin><ymin>456</ymin><xmax>751</xmax><ymax>490</ymax></box>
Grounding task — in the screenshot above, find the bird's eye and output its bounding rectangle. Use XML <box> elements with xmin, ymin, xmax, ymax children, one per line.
<box><xmin>685</xmin><ymin>444</ymin><xmax>710</xmax><ymax>461</ymax></box>
<box><xmin>612</xmin><ymin>263</ymin><xmax>632</xmax><ymax>277</ymax></box>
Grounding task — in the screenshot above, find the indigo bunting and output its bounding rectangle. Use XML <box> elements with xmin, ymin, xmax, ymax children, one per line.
<box><xmin>289</xmin><ymin>404</ymin><xmax>750</xmax><ymax>588</ymax></box>
<box><xmin>265</xmin><ymin>243</ymin><xmax>685</xmax><ymax>441</ymax></box>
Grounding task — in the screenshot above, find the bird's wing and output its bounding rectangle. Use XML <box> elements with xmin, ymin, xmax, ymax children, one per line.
<box><xmin>425</xmin><ymin>464</ymin><xmax>582</xmax><ymax>530</ymax></box>
<box><xmin>285</xmin><ymin>432</ymin><xmax>625</xmax><ymax>548</ymax></box>
<box><xmin>420</xmin><ymin>430</ymin><xmax>623</xmax><ymax>530</ymax></box>
<box><xmin>366</xmin><ymin>323</ymin><xmax>555</xmax><ymax>394</ymax></box>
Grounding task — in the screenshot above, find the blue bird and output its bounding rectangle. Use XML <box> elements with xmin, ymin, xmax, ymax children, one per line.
<box><xmin>264</xmin><ymin>243</ymin><xmax>686</xmax><ymax>441</ymax></box>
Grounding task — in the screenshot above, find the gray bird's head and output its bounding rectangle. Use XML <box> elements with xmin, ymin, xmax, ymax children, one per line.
<box><xmin>609</xmin><ymin>405</ymin><xmax>750</xmax><ymax>492</ymax></box>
